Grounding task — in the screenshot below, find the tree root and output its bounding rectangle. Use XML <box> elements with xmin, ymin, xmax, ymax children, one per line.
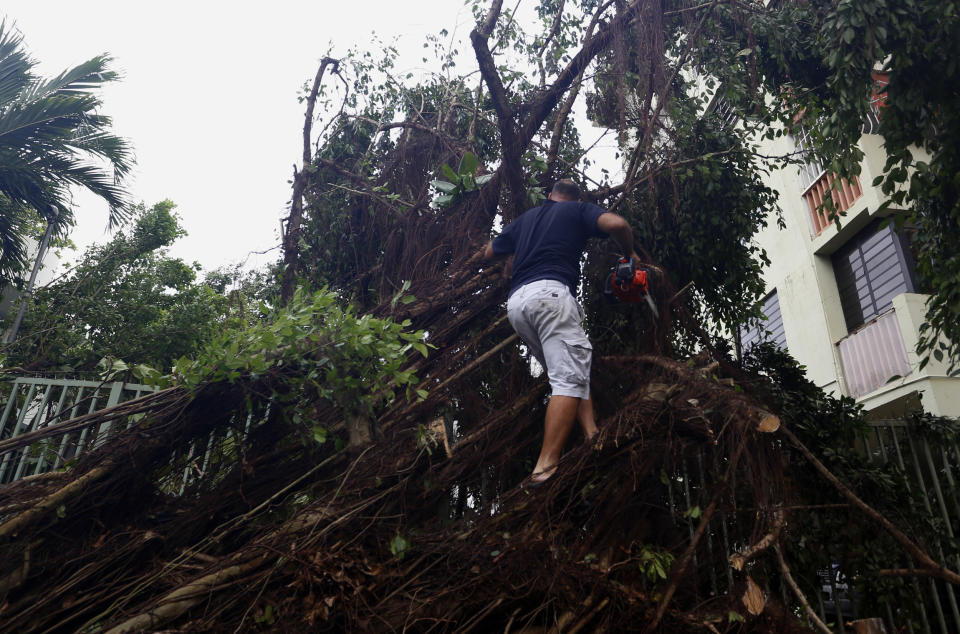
<box><xmin>103</xmin><ymin>554</ymin><xmax>270</xmax><ymax>634</ymax></box>
<box><xmin>0</xmin><ymin>464</ymin><xmax>111</xmax><ymax>540</ymax></box>
<box><xmin>650</xmin><ymin>439</ymin><xmax>746</xmax><ymax>630</ymax></box>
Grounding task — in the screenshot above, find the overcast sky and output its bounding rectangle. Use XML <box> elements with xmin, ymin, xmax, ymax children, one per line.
<box><xmin>3</xmin><ymin>1</ymin><xmax>618</xmax><ymax>279</ymax></box>
<box><xmin>2</xmin><ymin>1</ymin><xmax>480</xmax><ymax>275</ymax></box>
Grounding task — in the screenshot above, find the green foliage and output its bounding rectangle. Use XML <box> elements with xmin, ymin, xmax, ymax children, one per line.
<box><xmin>169</xmin><ymin>286</ymin><xmax>430</xmax><ymax>430</ymax></box>
<box><xmin>585</xmin><ymin>116</ymin><xmax>777</xmax><ymax>354</ymax></box>
<box><xmin>1</xmin><ymin>201</ymin><xmax>227</xmax><ymax>374</ymax></box>
<box><xmin>430</xmin><ymin>152</ymin><xmax>493</xmax><ymax>208</ymax></box>
<box><xmin>636</xmin><ymin>544</ymin><xmax>674</xmax><ymax>583</ymax></box>
<box><xmin>0</xmin><ymin>21</ymin><xmax>133</xmax><ymax>286</ymax></box>
<box><xmin>389</xmin><ymin>533</ymin><xmax>410</xmax><ymax>560</ymax></box>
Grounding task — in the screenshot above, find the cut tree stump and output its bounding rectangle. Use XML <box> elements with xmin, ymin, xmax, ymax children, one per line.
<box><xmin>850</xmin><ymin>618</ymin><xmax>888</xmax><ymax>634</ymax></box>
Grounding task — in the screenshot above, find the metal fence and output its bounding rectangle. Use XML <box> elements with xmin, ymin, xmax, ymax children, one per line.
<box><xmin>0</xmin><ymin>375</ymin><xmax>265</xmax><ymax>496</ymax></box>
<box><xmin>0</xmin><ymin>376</ymin><xmax>157</xmax><ymax>484</ymax></box>
<box><xmin>858</xmin><ymin>420</ymin><xmax>960</xmax><ymax>634</ymax></box>
<box><xmin>662</xmin><ymin>419</ymin><xmax>960</xmax><ymax>634</ymax></box>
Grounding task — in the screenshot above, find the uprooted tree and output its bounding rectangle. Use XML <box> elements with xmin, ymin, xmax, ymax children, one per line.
<box><xmin>1</xmin><ymin>1</ymin><xmax>959</xmax><ymax>631</ymax></box>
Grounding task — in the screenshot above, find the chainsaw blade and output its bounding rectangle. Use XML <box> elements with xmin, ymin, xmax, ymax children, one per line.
<box><xmin>644</xmin><ymin>293</ymin><xmax>660</xmax><ymax>319</ymax></box>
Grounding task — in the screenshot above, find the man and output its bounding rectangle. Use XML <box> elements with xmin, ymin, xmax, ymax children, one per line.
<box><xmin>483</xmin><ymin>179</ymin><xmax>640</xmax><ymax>486</ymax></box>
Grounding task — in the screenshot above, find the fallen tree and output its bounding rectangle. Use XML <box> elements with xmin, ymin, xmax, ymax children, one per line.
<box><xmin>2</xmin><ymin>1</ymin><xmax>959</xmax><ymax>631</ymax></box>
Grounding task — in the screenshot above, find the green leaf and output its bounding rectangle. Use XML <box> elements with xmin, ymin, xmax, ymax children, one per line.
<box><xmin>312</xmin><ymin>425</ymin><xmax>328</xmax><ymax>444</ymax></box>
<box><xmin>430</xmin><ymin>179</ymin><xmax>457</xmax><ymax>193</ymax></box>
<box><xmin>458</xmin><ymin>152</ymin><xmax>479</xmax><ymax>176</ymax></box>
<box><xmin>254</xmin><ymin>604</ymin><xmax>275</xmax><ymax>625</ymax></box>
<box><xmin>441</xmin><ymin>164</ymin><xmax>458</xmax><ymax>182</ymax></box>
<box><xmin>390</xmin><ymin>533</ymin><xmax>410</xmax><ymax>560</ymax></box>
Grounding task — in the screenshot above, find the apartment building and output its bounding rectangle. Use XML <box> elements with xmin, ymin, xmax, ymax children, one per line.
<box><xmin>739</xmin><ymin>77</ymin><xmax>960</xmax><ymax>419</ymax></box>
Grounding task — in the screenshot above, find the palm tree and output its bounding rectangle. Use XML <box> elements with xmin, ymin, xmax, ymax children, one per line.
<box><xmin>0</xmin><ymin>20</ymin><xmax>133</xmax><ymax>286</ymax></box>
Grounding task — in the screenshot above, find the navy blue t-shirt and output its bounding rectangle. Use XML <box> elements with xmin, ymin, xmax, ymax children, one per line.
<box><xmin>491</xmin><ymin>200</ymin><xmax>608</xmax><ymax>296</ymax></box>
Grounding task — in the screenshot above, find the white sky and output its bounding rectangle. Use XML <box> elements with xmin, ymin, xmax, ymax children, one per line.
<box><xmin>2</xmin><ymin>1</ymin><xmax>619</xmax><ymax>277</ymax></box>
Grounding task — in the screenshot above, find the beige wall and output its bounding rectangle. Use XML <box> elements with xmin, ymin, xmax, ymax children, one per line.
<box><xmin>751</xmin><ymin>131</ymin><xmax>960</xmax><ymax>417</ymax></box>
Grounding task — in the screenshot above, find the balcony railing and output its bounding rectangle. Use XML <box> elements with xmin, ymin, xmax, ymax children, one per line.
<box><xmin>803</xmin><ymin>171</ymin><xmax>863</xmax><ymax>235</ymax></box>
<box><xmin>837</xmin><ymin>309</ymin><xmax>911</xmax><ymax>398</ymax></box>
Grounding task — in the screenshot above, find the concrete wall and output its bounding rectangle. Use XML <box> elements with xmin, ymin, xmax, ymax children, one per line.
<box><xmin>751</xmin><ymin>131</ymin><xmax>960</xmax><ymax>417</ymax></box>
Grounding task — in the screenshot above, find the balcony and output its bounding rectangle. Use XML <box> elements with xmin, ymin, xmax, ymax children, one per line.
<box><xmin>803</xmin><ymin>171</ymin><xmax>863</xmax><ymax>236</ymax></box>
<box><xmin>837</xmin><ymin>308</ymin><xmax>911</xmax><ymax>399</ymax></box>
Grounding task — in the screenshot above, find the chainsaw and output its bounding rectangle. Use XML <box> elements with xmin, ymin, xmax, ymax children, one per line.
<box><xmin>603</xmin><ymin>257</ymin><xmax>660</xmax><ymax>318</ymax></box>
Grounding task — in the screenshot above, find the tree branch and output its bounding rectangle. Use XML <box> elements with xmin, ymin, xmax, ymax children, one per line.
<box><xmin>611</xmin><ymin>1</ymin><xmax>718</xmax><ymax>213</ymax></box>
<box><xmin>282</xmin><ymin>57</ymin><xmax>340</xmax><ymax>304</ymax></box>
<box><xmin>476</xmin><ymin>0</ymin><xmax>504</xmax><ymax>38</ymax></box>
<box><xmin>728</xmin><ymin>509</ymin><xmax>785</xmax><ymax>571</ymax></box>
<box><xmin>536</xmin><ymin>0</ymin><xmax>567</xmax><ymax>87</ymax></box>
<box><xmin>776</xmin><ymin>545</ymin><xmax>834</xmax><ymax>634</ymax></box>
<box><xmin>782</xmin><ymin>426</ymin><xmax>960</xmax><ymax>586</ymax></box>
<box><xmin>471</xmin><ymin>7</ymin><xmax>525</xmax><ymax>216</ymax></box>
<box><xmin>518</xmin><ymin>0</ymin><xmax>628</xmax><ymax>149</ymax></box>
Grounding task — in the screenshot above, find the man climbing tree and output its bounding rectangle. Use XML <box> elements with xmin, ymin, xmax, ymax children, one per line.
<box><xmin>484</xmin><ymin>179</ymin><xmax>640</xmax><ymax>486</ymax></box>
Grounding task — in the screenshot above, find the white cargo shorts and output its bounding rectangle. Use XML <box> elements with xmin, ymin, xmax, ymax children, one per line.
<box><xmin>506</xmin><ymin>279</ymin><xmax>592</xmax><ymax>399</ymax></box>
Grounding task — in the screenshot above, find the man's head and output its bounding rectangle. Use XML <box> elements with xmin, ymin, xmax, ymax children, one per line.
<box><xmin>548</xmin><ymin>179</ymin><xmax>581</xmax><ymax>202</ymax></box>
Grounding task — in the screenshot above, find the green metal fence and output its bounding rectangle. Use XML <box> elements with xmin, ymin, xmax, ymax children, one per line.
<box><xmin>0</xmin><ymin>376</ymin><xmax>157</xmax><ymax>484</ymax></box>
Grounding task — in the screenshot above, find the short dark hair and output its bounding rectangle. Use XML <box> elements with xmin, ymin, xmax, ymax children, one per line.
<box><xmin>551</xmin><ymin>179</ymin><xmax>581</xmax><ymax>201</ymax></box>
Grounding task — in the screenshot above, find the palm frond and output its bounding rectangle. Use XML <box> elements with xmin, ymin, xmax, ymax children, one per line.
<box><xmin>18</xmin><ymin>54</ymin><xmax>117</xmax><ymax>104</ymax></box>
<box><xmin>0</xmin><ymin>193</ymin><xmax>32</xmax><ymax>285</ymax></box>
<box><xmin>0</xmin><ymin>21</ymin><xmax>33</xmax><ymax>108</ymax></box>
<box><xmin>0</xmin><ymin>22</ymin><xmax>133</xmax><ymax>246</ymax></box>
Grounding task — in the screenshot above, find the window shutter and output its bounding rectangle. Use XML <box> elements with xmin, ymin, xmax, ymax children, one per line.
<box><xmin>740</xmin><ymin>291</ymin><xmax>787</xmax><ymax>353</ymax></box>
<box><xmin>832</xmin><ymin>221</ymin><xmax>917</xmax><ymax>331</ymax></box>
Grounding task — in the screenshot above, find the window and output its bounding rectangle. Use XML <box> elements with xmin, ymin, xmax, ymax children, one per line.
<box><xmin>832</xmin><ymin>220</ymin><xmax>918</xmax><ymax>331</ymax></box>
<box><xmin>740</xmin><ymin>290</ymin><xmax>787</xmax><ymax>353</ymax></box>
<box><xmin>792</xmin><ymin>122</ymin><xmax>825</xmax><ymax>193</ymax></box>
<box><xmin>791</xmin><ymin>123</ymin><xmax>864</xmax><ymax>234</ymax></box>
<box><xmin>709</xmin><ymin>94</ymin><xmax>739</xmax><ymax>128</ymax></box>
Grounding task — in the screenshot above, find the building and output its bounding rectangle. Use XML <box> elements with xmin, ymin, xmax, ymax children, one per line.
<box><xmin>740</xmin><ymin>75</ymin><xmax>960</xmax><ymax>419</ymax></box>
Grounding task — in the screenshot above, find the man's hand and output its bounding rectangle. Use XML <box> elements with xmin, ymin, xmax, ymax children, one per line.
<box><xmin>482</xmin><ymin>241</ymin><xmax>496</xmax><ymax>261</ymax></box>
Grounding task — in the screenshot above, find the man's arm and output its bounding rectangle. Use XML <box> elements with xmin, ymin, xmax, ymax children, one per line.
<box><xmin>482</xmin><ymin>240</ymin><xmax>498</xmax><ymax>261</ymax></box>
<box><xmin>597</xmin><ymin>212</ymin><xmax>641</xmax><ymax>262</ymax></box>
